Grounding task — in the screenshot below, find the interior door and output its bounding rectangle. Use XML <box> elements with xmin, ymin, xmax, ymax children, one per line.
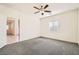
<box><xmin>0</xmin><ymin>15</ymin><xmax>7</xmax><ymax>48</ymax></box>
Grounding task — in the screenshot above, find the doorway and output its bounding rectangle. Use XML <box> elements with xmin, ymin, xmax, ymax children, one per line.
<box><xmin>7</xmin><ymin>17</ymin><xmax>20</xmax><ymax>44</ymax></box>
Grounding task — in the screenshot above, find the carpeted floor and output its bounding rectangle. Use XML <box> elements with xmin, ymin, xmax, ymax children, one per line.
<box><xmin>0</xmin><ymin>37</ymin><xmax>79</xmax><ymax>55</ymax></box>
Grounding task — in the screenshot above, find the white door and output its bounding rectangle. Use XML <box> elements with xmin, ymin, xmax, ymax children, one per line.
<box><xmin>0</xmin><ymin>15</ymin><xmax>7</xmax><ymax>48</ymax></box>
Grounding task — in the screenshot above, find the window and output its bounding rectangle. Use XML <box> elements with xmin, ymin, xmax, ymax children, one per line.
<box><xmin>49</xmin><ymin>20</ymin><xmax>59</xmax><ymax>32</ymax></box>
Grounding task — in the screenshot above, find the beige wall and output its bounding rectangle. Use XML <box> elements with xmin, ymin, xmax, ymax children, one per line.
<box><xmin>0</xmin><ymin>14</ymin><xmax>7</xmax><ymax>48</ymax></box>
<box><xmin>78</xmin><ymin>8</ymin><xmax>79</xmax><ymax>44</ymax></box>
<box><xmin>40</xmin><ymin>9</ymin><xmax>78</xmax><ymax>43</ymax></box>
<box><xmin>20</xmin><ymin>14</ymin><xmax>40</xmax><ymax>41</ymax></box>
<box><xmin>0</xmin><ymin>5</ymin><xmax>40</xmax><ymax>47</ymax></box>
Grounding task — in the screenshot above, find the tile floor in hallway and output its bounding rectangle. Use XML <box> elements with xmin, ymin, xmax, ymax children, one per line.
<box><xmin>0</xmin><ymin>37</ymin><xmax>79</xmax><ymax>55</ymax></box>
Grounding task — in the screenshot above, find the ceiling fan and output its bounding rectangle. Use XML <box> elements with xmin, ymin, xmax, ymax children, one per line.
<box><xmin>33</xmin><ymin>4</ymin><xmax>51</xmax><ymax>15</ymax></box>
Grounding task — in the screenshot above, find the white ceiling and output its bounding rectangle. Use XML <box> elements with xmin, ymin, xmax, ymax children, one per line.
<box><xmin>0</xmin><ymin>3</ymin><xmax>79</xmax><ymax>18</ymax></box>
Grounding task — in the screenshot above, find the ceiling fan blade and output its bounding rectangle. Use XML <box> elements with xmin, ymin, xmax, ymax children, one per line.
<box><xmin>44</xmin><ymin>10</ymin><xmax>51</xmax><ymax>12</ymax></box>
<box><xmin>34</xmin><ymin>11</ymin><xmax>40</xmax><ymax>14</ymax></box>
<box><xmin>33</xmin><ymin>6</ymin><xmax>40</xmax><ymax>10</ymax></box>
<box><xmin>44</xmin><ymin>5</ymin><xmax>49</xmax><ymax>9</ymax></box>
